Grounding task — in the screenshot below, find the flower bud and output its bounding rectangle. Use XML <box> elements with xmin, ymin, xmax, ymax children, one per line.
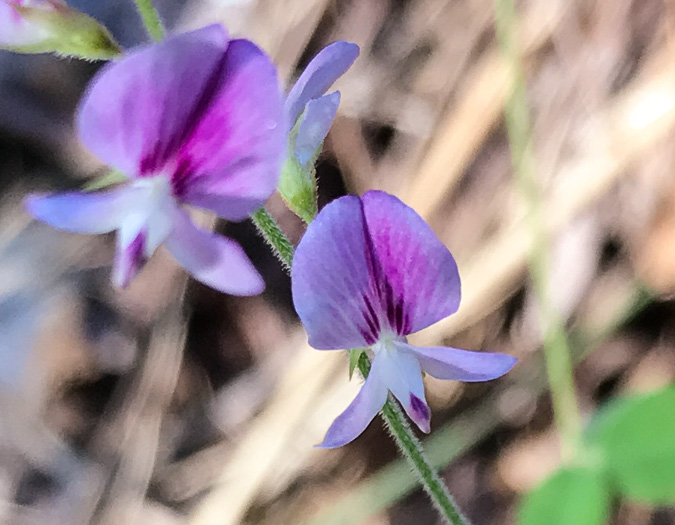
<box><xmin>0</xmin><ymin>0</ymin><xmax>120</xmax><ymax>60</ymax></box>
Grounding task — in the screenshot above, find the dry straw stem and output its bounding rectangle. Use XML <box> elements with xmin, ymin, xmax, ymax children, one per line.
<box><xmin>248</xmin><ymin>0</ymin><xmax>333</xmax><ymax>80</ymax></box>
<box><xmin>412</xmin><ymin>47</ymin><xmax>675</xmax><ymax>348</ymax></box>
<box><xmin>188</xmin><ymin>342</ymin><xmax>346</xmax><ymax>525</ymax></box>
<box><xmin>80</xmin><ymin>203</ymin><xmax>211</xmax><ymax>523</ymax></box>
<box><xmin>404</xmin><ymin>0</ymin><xmax>565</xmax><ymax>217</ymax></box>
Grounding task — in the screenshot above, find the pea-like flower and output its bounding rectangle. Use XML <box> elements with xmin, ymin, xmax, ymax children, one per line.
<box><xmin>292</xmin><ymin>191</ymin><xmax>517</xmax><ymax>448</ymax></box>
<box><xmin>26</xmin><ymin>25</ymin><xmax>285</xmax><ymax>295</ymax></box>
<box><xmin>0</xmin><ymin>0</ymin><xmax>119</xmax><ymax>59</ymax></box>
<box><xmin>278</xmin><ymin>41</ymin><xmax>359</xmax><ymax>222</ymax></box>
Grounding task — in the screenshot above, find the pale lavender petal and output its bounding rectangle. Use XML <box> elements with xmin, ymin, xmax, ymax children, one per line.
<box><xmin>77</xmin><ymin>25</ymin><xmax>230</xmax><ymax>177</ymax></box>
<box><xmin>179</xmin><ymin>194</ymin><xmax>271</xmax><ymax>223</ymax></box>
<box><xmin>113</xmin><ymin>229</ymin><xmax>147</xmax><ymax>287</ymax></box>
<box><xmin>294</xmin><ymin>92</ymin><xmax>340</xmax><ymax>166</ymax></box>
<box><xmin>284</xmin><ymin>41</ymin><xmax>359</xmax><ymax>127</ymax></box>
<box><xmin>0</xmin><ymin>1</ymin><xmax>51</xmax><ymax>47</ymax></box>
<box><xmin>174</xmin><ymin>38</ymin><xmax>284</xmax><ymax>221</ymax></box>
<box><xmin>396</xmin><ymin>341</ymin><xmax>517</xmax><ymax>382</ymax></box>
<box><xmin>25</xmin><ymin>186</ymin><xmax>144</xmax><ymax>234</ymax></box>
<box><xmin>361</xmin><ymin>190</ymin><xmax>461</xmax><ymax>335</ymax></box>
<box><xmin>317</xmin><ymin>353</ymin><xmax>388</xmax><ymax>448</ymax></box>
<box><xmin>377</xmin><ymin>349</ymin><xmax>430</xmax><ymax>433</ymax></box>
<box><xmin>291</xmin><ymin>195</ymin><xmax>382</xmax><ymax>350</ymax></box>
<box><xmin>164</xmin><ymin>207</ymin><xmax>264</xmax><ymax>295</ymax></box>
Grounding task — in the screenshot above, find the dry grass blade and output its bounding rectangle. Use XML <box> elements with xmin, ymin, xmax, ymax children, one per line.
<box><xmin>188</xmin><ymin>343</ymin><xmax>344</xmax><ymax>525</ymax></box>
<box><xmin>404</xmin><ymin>0</ymin><xmax>565</xmax><ymax>217</ymax></box>
<box><xmin>413</xmin><ymin>47</ymin><xmax>675</xmax><ymax>346</ymax></box>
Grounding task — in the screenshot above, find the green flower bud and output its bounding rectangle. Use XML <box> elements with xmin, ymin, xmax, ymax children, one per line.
<box><xmin>1</xmin><ymin>1</ymin><xmax>120</xmax><ymax>60</ymax></box>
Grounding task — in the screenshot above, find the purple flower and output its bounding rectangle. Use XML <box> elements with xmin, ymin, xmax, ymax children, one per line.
<box><xmin>292</xmin><ymin>191</ymin><xmax>517</xmax><ymax>448</ymax></box>
<box><xmin>0</xmin><ymin>0</ymin><xmax>119</xmax><ymax>58</ymax></box>
<box><xmin>26</xmin><ymin>25</ymin><xmax>284</xmax><ymax>295</ymax></box>
<box><xmin>284</xmin><ymin>41</ymin><xmax>359</xmax><ymax>167</ymax></box>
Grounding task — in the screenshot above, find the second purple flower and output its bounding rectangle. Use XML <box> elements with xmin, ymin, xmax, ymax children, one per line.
<box><xmin>26</xmin><ymin>25</ymin><xmax>285</xmax><ymax>295</ymax></box>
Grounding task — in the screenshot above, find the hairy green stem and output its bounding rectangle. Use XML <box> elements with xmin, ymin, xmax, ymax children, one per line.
<box><xmin>133</xmin><ymin>0</ymin><xmax>166</xmax><ymax>42</ymax></box>
<box><xmin>357</xmin><ymin>355</ymin><xmax>471</xmax><ymax>525</ymax></box>
<box><xmin>251</xmin><ymin>207</ymin><xmax>294</xmax><ymax>271</ymax></box>
<box><xmin>494</xmin><ymin>0</ymin><xmax>583</xmax><ymax>459</ymax></box>
<box><xmin>252</xmin><ymin>204</ymin><xmax>470</xmax><ymax>525</ymax></box>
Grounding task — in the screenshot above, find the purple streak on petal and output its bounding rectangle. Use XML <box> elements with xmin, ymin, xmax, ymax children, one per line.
<box><xmin>77</xmin><ymin>25</ymin><xmax>230</xmax><ymax>177</ymax></box>
<box><xmin>361</xmin><ymin>190</ymin><xmax>461</xmax><ymax>336</ymax></box>
<box><xmin>284</xmin><ymin>41</ymin><xmax>359</xmax><ymax>127</ymax></box>
<box><xmin>164</xmin><ymin>206</ymin><xmax>264</xmax><ymax>295</ymax></box>
<box><xmin>377</xmin><ymin>349</ymin><xmax>430</xmax><ymax>433</ymax></box>
<box><xmin>396</xmin><ymin>341</ymin><xmax>517</xmax><ymax>382</ymax></box>
<box><xmin>113</xmin><ymin>229</ymin><xmax>147</xmax><ymax>288</ymax></box>
<box><xmin>409</xmin><ymin>394</ymin><xmax>431</xmax><ymax>432</ymax></box>
<box><xmin>294</xmin><ymin>91</ymin><xmax>340</xmax><ymax>166</ymax></box>
<box><xmin>291</xmin><ymin>195</ymin><xmax>383</xmax><ymax>350</ymax></box>
<box><xmin>24</xmin><ymin>187</ymin><xmax>142</xmax><ymax>234</ymax></box>
<box><xmin>173</xmin><ymin>38</ymin><xmax>284</xmax><ymax>221</ymax></box>
<box><xmin>317</xmin><ymin>353</ymin><xmax>388</xmax><ymax>448</ymax></box>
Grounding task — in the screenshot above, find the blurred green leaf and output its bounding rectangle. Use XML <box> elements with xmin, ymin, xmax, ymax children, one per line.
<box><xmin>587</xmin><ymin>386</ymin><xmax>675</xmax><ymax>503</ymax></box>
<box><xmin>518</xmin><ymin>467</ymin><xmax>610</xmax><ymax>525</ymax></box>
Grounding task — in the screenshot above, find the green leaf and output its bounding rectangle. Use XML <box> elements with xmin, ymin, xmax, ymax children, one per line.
<box><xmin>518</xmin><ymin>467</ymin><xmax>610</xmax><ymax>525</ymax></box>
<box><xmin>349</xmin><ymin>348</ymin><xmax>366</xmax><ymax>380</ymax></box>
<box><xmin>586</xmin><ymin>386</ymin><xmax>675</xmax><ymax>504</ymax></box>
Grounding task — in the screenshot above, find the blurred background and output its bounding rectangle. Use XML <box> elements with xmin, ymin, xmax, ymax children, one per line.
<box><xmin>0</xmin><ymin>0</ymin><xmax>674</xmax><ymax>523</ymax></box>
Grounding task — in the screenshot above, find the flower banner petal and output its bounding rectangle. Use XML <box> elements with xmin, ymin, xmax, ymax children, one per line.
<box><xmin>175</xmin><ymin>38</ymin><xmax>284</xmax><ymax>221</ymax></box>
<box><xmin>164</xmin><ymin>207</ymin><xmax>264</xmax><ymax>296</ymax></box>
<box><xmin>361</xmin><ymin>190</ymin><xmax>461</xmax><ymax>335</ymax></box>
<box><xmin>317</xmin><ymin>358</ymin><xmax>388</xmax><ymax>449</ymax></box>
<box><xmin>25</xmin><ymin>186</ymin><xmax>145</xmax><ymax>234</ymax></box>
<box><xmin>397</xmin><ymin>342</ymin><xmax>517</xmax><ymax>382</ymax></box>
<box><xmin>292</xmin><ymin>195</ymin><xmax>382</xmax><ymax>350</ymax></box>
<box><xmin>294</xmin><ymin>91</ymin><xmax>340</xmax><ymax>166</ymax></box>
<box><xmin>284</xmin><ymin>41</ymin><xmax>359</xmax><ymax>127</ymax></box>
<box><xmin>77</xmin><ymin>24</ymin><xmax>230</xmax><ymax>177</ymax></box>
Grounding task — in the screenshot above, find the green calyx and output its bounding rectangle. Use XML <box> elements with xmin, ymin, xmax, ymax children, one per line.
<box><xmin>277</xmin><ymin>118</ymin><xmax>320</xmax><ymax>224</ymax></box>
<box><xmin>8</xmin><ymin>4</ymin><xmax>121</xmax><ymax>60</ymax></box>
<box><xmin>278</xmin><ymin>154</ymin><xmax>318</xmax><ymax>224</ymax></box>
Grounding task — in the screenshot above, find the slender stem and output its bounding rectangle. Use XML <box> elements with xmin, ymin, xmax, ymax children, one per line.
<box><xmin>251</xmin><ymin>207</ymin><xmax>294</xmax><ymax>271</ymax></box>
<box><xmin>252</xmin><ymin>205</ymin><xmax>470</xmax><ymax>525</ymax></box>
<box><xmin>358</xmin><ymin>355</ymin><xmax>471</xmax><ymax>525</ymax></box>
<box><xmin>493</xmin><ymin>0</ymin><xmax>583</xmax><ymax>459</ymax></box>
<box><xmin>133</xmin><ymin>0</ymin><xmax>166</xmax><ymax>42</ymax></box>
